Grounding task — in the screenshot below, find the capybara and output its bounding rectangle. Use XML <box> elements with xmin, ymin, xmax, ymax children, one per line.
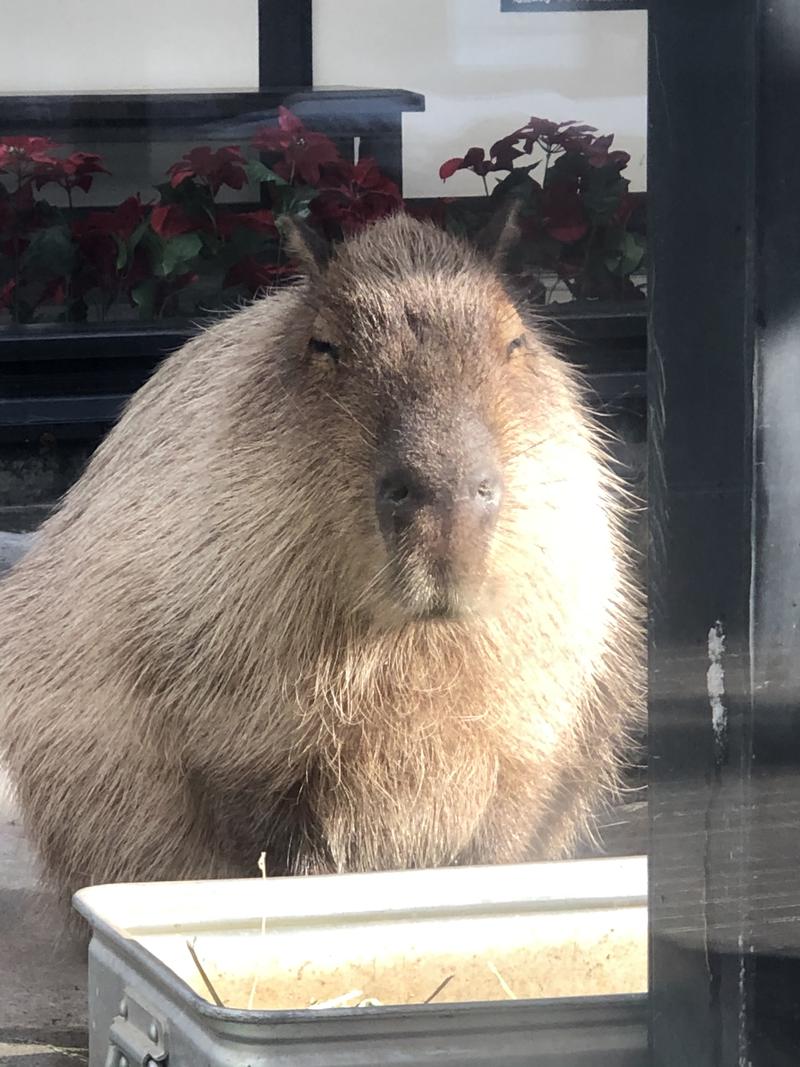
<box><xmin>0</xmin><ymin>211</ymin><xmax>642</xmax><ymax>910</ymax></box>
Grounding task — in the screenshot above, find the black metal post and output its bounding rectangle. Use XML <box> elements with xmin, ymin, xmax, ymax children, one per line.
<box><xmin>649</xmin><ymin>1</ymin><xmax>800</xmax><ymax>1064</ymax></box>
<box><xmin>258</xmin><ymin>0</ymin><xmax>313</xmax><ymax>89</ymax></box>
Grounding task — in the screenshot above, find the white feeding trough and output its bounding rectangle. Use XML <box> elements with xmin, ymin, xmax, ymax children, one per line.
<box><xmin>74</xmin><ymin>854</ymin><xmax>648</xmax><ymax>1066</ymax></box>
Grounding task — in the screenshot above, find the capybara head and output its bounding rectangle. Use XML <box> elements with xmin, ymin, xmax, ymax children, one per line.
<box><xmin>0</xmin><ymin>208</ymin><xmax>643</xmax><ymax>906</ymax></box>
<box><xmin>272</xmin><ymin>212</ymin><xmax>608</xmax><ymax>631</ymax></box>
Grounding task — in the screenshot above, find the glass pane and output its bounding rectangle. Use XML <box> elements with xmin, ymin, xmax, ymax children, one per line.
<box><xmin>0</xmin><ymin>1</ymin><xmax>649</xmax><ymax>1060</ymax></box>
<box><xmin>0</xmin><ymin>3</ymin><xmax>646</xmax><ymax>327</ymax></box>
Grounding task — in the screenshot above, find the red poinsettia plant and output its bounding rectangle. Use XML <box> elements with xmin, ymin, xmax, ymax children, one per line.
<box><xmin>0</xmin><ymin>108</ymin><xmax>643</xmax><ymax>324</ymax></box>
<box><xmin>439</xmin><ymin>117</ymin><xmax>645</xmax><ymax>302</ymax></box>
<box><xmin>252</xmin><ymin>106</ymin><xmax>403</xmax><ymax>236</ymax></box>
<box><xmin>0</xmin><ymin>136</ymin><xmax>109</xmax><ymax>321</ymax></box>
<box><xmin>0</xmin><ymin>109</ymin><xmax>408</xmax><ymax>323</ymax></box>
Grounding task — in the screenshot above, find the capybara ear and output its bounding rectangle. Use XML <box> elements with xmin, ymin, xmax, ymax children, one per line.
<box><xmin>472</xmin><ymin>194</ymin><xmax>522</xmax><ymax>268</ymax></box>
<box><xmin>279</xmin><ymin>215</ymin><xmax>331</xmax><ymax>277</ymax></box>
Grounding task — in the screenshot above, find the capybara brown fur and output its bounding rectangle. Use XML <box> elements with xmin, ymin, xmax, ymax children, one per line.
<box><xmin>0</xmin><ymin>211</ymin><xmax>642</xmax><ymax>912</ymax></box>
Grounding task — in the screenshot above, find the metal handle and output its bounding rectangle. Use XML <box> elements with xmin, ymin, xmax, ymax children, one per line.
<box><xmin>105</xmin><ymin>1012</ymin><xmax>167</xmax><ymax>1067</ymax></box>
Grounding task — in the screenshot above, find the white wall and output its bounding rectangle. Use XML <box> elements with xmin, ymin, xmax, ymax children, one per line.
<box><xmin>313</xmin><ymin>0</ymin><xmax>646</xmax><ymax>197</ymax></box>
<box><xmin>0</xmin><ymin>0</ymin><xmax>259</xmax><ymax>93</ymax></box>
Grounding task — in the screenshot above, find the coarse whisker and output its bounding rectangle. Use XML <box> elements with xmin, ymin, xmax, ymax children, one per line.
<box><xmin>350</xmin><ymin>559</ymin><xmax>395</xmax><ymax>615</ymax></box>
<box><xmin>504</xmin><ymin>435</ymin><xmax>553</xmax><ymax>463</ymax></box>
<box><xmin>323</xmin><ymin>392</ymin><xmax>377</xmax><ymax>446</ymax></box>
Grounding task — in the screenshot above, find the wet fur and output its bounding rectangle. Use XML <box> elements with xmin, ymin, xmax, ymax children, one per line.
<box><xmin>0</xmin><ymin>213</ymin><xmax>643</xmax><ymax>910</ymax></box>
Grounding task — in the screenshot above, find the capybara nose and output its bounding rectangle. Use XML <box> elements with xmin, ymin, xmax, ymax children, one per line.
<box><xmin>466</xmin><ymin>469</ymin><xmax>502</xmax><ymax>526</ymax></box>
<box><xmin>376</xmin><ymin>467</ymin><xmax>429</xmax><ymax>535</ymax></box>
<box><xmin>376</xmin><ymin>466</ymin><xmax>502</xmax><ymax>539</ymax></box>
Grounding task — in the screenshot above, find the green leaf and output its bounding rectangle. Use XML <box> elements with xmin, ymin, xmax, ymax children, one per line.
<box><xmin>191</xmin><ymin>252</ymin><xmax>229</xmax><ymax>280</ymax></box>
<box><xmin>159</xmin><ymin>233</ymin><xmax>203</xmax><ymax>277</ymax></box>
<box><xmin>131</xmin><ymin>279</ymin><xmax>157</xmax><ymax>318</ymax></box>
<box><xmin>225</xmin><ymin>226</ymin><xmax>275</xmax><ymax>258</ymax></box>
<box><xmin>15</xmin><ymin>298</ymin><xmax>36</xmax><ymax>324</ymax></box>
<box><xmin>582</xmin><ymin>171</ymin><xmax>629</xmax><ymax>224</ymax></box>
<box><xmin>115</xmin><ymin>236</ymin><xmax>127</xmax><ymax>271</ymax></box>
<box><xmin>195</xmin><ymin>231</ymin><xmax>222</xmax><ymax>260</ymax></box>
<box><xmin>245</xmin><ymin>160</ymin><xmax>288</xmax><ymax>186</ymax></box>
<box><xmin>545</xmin><ymin>152</ymin><xmax>586</xmax><ymax>187</ymax></box>
<box><xmin>116</xmin><ymin>219</ymin><xmax>150</xmax><ymax>271</ymax></box>
<box><xmin>32</xmin><ymin>198</ymin><xmax>63</xmax><ymax>228</ymax></box>
<box><xmin>267</xmin><ymin>184</ymin><xmax>319</xmax><ymax>217</ymax></box>
<box><xmin>128</xmin><ymin>218</ymin><xmax>150</xmax><ymax>253</ymax></box>
<box><xmin>138</xmin><ymin>228</ymin><xmax>163</xmax><ymax>273</ymax></box>
<box><xmin>489</xmin><ymin>168</ymin><xmax>539</xmax><ymax>202</ymax></box>
<box><xmin>155</xmin><ymin>178</ymin><xmax>215</xmax><ymax>212</ymax></box>
<box><xmin>603</xmin><ymin>230</ymin><xmax>645</xmax><ymax>277</ymax></box>
<box><xmin>21</xmin><ymin>226</ymin><xmax>75</xmax><ymax>278</ymax></box>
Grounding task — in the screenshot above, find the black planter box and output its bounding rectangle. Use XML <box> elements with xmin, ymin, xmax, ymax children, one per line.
<box><xmin>0</xmin><ymin>304</ymin><xmax>646</xmax><ymax>442</ymax></box>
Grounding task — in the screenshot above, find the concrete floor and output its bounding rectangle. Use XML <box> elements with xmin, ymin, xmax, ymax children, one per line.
<box><xmin>0</xmin><ymin>536</ymin><xmax>85</xmax><ymax>1063</ymax></box>
<box><xmin>0</xmin><ymin>772</ymin><xmax>89</xmax><ymax>1065</ymax></box>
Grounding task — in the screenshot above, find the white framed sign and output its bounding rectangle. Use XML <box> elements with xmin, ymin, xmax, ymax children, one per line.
<box><xmin>501</xmin><ymin>1</ymin><xmax>645</xmax><ymax>10</ymax></box>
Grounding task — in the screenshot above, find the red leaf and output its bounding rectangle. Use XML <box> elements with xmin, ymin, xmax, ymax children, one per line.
<box><xmin>548</xmin><ymin>222</ymin><xmax>588</xmax><ymax>244</ymax></box>
<box><xmin>439</xmin><ymin>157</ymin><xmax>464</xmax><ymax>181</ymax></box>
<box><xmin>168</xmin><ymin>161</ymin><xmax>195</xmax><ymax>188</ymax></box>
<box><xmin>307</xmin><ymin>156</ymin><xmax>402</xmax><ymax>235</ymax></box>
<box><xmin>587</xmin><ymin>148</ymin><xmax>631</xmax><ymax>170</ymax></box>
<box><xmin>285</xmin><ymin>135</ymin><xmax>341</xmax><ymax>185</ymax></box>
<box><xmin>150</xmin><ymin>204</ymin><xmax>199</xmax><ymax>237</ymax></box>
<box><xmin>114</xmin><ymin>195</ymin><xmax>151</xmax><ymax>238</ymax></box>
<box><xmin>277</xmin><ymin>105</ymin><xmax>305</xmax><ymax>136</ymax></box>
<box><xmin>39</xmin><ymin>276</ymin><xmax>66</xmax><ymax>306</ymax></box>
<box><xmin>251</xmin><ymin>108</ymin><xmax>341</xmax><ymax>187</ymax></box>
<box><xmin>351</xmin><ymin>158</ymin><xmax>401</xmax><ymax>198</ymax></box>
<box><xmin>542</xmin><ymin>182</ymin><xmax>589</xmax><ymax>244</ymax></box>
<box><xmin>0</xmin><ymin>278</ymin><xmax>15</xmax><ymax>309</ymax></box>
<box><xmin>440</xmin><ymin>148</ymin><xmax>493</xmax><ymax>181</ymax></box>
<box><xmin>0</xmin><ymin>136</ymin><xmax>61</xmax><ymax>174</ymax></box>
<box><xmin>76</xmin><ymin>196</ymin><xmax>150</xmax><ymax>240</ymax></box>
<box><xmin>0</xmin><ymin>235</ymin><xmax>29</xmax><ymax>257</ymax></box>
<box><xmin>216</xmin><ymin>209</ymin><xmax>277</xmax><ymax>238</ymax></box>
<box><xmin>166</xmin><ymin>146</ymin><xmax>247</xmax><ymax>195</ymax></box>
<box><xmin>251</xmin><ymin>126</ymin><xmax>291</xmax><ymax>153</ymax></box>
<box><xmin>462</xmin><ymin>147</ymin><xmax>486</xmax><ymax>167</ymax></box>
<box><xmin>34</xmin><ymin>150</ymin><xmax>109</xmax><ymax>195</ymax></box>
<box><xmin>450</xmin><ymin>146</ymin><xmax>493</xmax><ymax>177</ymax></box>
<box><xmin>223</xmin><ymin>256</ymin><xmax>294</xmax><ymax>294</ymax></box>
<box><xmin>11</xmin><ymin>181</ymin><xmax>34</xmax><ymax>212</ymax></box>
<box><xmin>610</xmin><ymin>193</ymin><xmax>636</xmax><ymax>226</ymax></box>
<box><xmin>521</xmin><ymin>118</ymin><xmax>560</xmax><ymax>142</ymax></box>
<box><xmin>63</xmin><ymin>151</ymin><xmax>108</xmax><ymax>176</ymax></box>
<box><xmin>489</xmin><ymin>135</ymin><xmax>525</xmax><ymax>170</ymax></box>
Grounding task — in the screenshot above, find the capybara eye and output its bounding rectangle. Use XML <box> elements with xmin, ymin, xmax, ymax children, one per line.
<box><xmin>310</xmin><ymin>337</ymin><xmax>339</xmax><ymax>362</ymax></box>
<box><xmin>506</xmin><ymin>336</ymin><xmax>525</xmax><ymax>358</ymax></box>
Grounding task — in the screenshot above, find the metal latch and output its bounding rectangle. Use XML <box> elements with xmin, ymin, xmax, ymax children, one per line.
<box><xmin>105</xmin><ymin>991</ymin><xmax>167</xmax><ymax>1067</ymax></box>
